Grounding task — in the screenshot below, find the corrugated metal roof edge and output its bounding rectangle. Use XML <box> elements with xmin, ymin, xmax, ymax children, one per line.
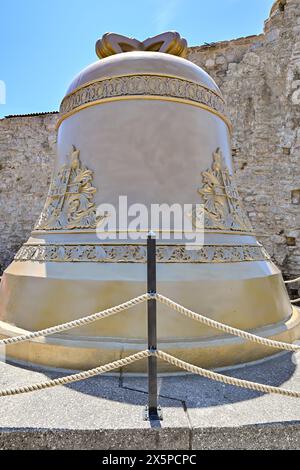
<box><xmin>4</xmin><ymin>111</ymin><xmax>59</xmax><ymax>119</ymax></box>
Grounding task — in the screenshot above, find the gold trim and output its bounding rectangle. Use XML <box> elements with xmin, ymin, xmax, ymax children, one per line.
<box><xmin>57</xmin><ymin>73</ymin><xmax>230</xmax><ymax>131</ymax></box>
<box><xmin>22</xmin><ymin>244</ymin><xmax>263</xmax><ymax>248</ymax></box>
<box><xmin>23</xmin><ymin>242</ymin><xmax>261</xmax><ymax>247</ymax></box>
<box><xmin>31</xmin><ymin>228</ymin><xmax>256</xmax><ymax>236</ymax></box>
<box><xmin>63</xmin><ymin>73</ymin><xmax>225</xmax><ymax>103</ymax></box>
<box><xmin>56</xmin><ymin>96</ymin><xmax>232</xmax><ymax>131</ymax></box>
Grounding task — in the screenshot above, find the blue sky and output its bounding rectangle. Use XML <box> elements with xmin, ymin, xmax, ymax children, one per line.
<box><xmin>0</xmin><ymin>0</ymin><xmax>274</xmax><ymax>117</ymax></box>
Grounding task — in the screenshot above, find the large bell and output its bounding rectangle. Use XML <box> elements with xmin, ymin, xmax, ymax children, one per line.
<box><xmin>0</xmin><ymin>32</ymin><xmax>299</xmax><ymax>372</ymax></box>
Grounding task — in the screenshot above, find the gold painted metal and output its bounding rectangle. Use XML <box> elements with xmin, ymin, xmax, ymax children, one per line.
<box><xmin>1</xmin><ymin>306</ymin><xmax>300</xmax><ymax>373</ymax></box>
<box><xmin>35</xmin><ymin>146</ymin><xmax>107</xmax><ymax>230</ymax></box>
<box><xmin>192</xmin><ymin>148</ymin><xmax>253</xmax><ymax>232</ymax></box>
<box><xmin>33</xmin><ymin>144</ymin><xmax>248</xmax><ymax>236</ymax></box>
<box><xmin>59</xmin><ymin>74</ymin><xmax>227</xmax><ymax>115</ymax></box>
<box><xmin>0</xmin><ymin>31</ymin><xmax>298</xmax><ymax>372</ymax></box>
<box><xmin>31</xmin><ymin>229</ymin><xmax>257</xmax><ymax>236</ymax></box>
<box><xmin>57</xmin><ymin>73</ymin><xmax>231</xmax><ymax>132</ymax></box>
<box><xmin>95</xmin><ymin>32</ymin><xmax>188</xmax><ymax>59</ymax></box>
<box><xmin>61</xmin><ymin>72</ymin><xmax>225</xmax><ymax>105</ymax></box>
<box><xmin>56</xmin><ymin>96</ymin><xmax>233</xmax><ymax>133</ymax></box>
<box><xmin>14</xmin><ymin>243</ymin><xmax>270</xmax><ymax>263</ymax></box>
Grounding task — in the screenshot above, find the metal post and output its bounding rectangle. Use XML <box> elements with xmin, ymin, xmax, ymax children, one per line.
<box><xmin>144</xmin><ymin>232</ymin><xmax>162</xmax><ymax>420</ymax></box>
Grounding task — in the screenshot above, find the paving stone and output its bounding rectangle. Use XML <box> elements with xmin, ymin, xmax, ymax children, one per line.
<box><xmin>0</xmin><ymin>351</ymin><xmax>299</xmax><ymax>449</ymax></box>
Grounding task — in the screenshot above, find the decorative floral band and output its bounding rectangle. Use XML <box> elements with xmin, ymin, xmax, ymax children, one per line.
<box><xmin>15</xmin><ymin>243</ymin><xmax>270</xmax><ymax>264</ymax></box>
<box><xmin>59</xmin><ymin>74</ymin><xmax>230</xmax><ymax>129</ymax></box>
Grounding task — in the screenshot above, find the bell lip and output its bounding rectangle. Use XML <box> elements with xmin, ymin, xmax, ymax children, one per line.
<box><xmin>64</xmin><ymin>51</ymin><xmax>222</xmax><ymax>98</ymax></box>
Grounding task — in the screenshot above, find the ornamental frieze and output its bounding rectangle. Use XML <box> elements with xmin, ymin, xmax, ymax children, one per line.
<box><xmin>15</xmin><ymin>243</ymin><xmax>270</xmax><ymax>263</ymax></box>
<box><xmin>59</xmin><ymin>74</ymin><xmax>229</xmax><ymax>128</ymax></box>
<box><xmin>192</xmin><ymin>148</ymin><xmax>253</xmax><ymax>233</ymax></box>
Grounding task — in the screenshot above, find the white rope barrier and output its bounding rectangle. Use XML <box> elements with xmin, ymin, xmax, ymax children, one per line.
<box><xmin>155</xmin><ymin>293</ymin><xmax>300</xmax><ymax>352</ymax></box>
<box><xmin>155</xmin><ymin>350</ymin><xmax>300</xmax><ymax>398</ymax></box>
<box><xmin>0</xmin><ymin>291</ymin><xmax>299</xmax><ymax>399</ymax></box>
<box><xmin>285</xmin><ymin>276</ymin><xmax>300</xmax><ymax>285</ymax></box>
<box><xmin>291</xmin><ymin>298</ymin><xmax>300</xmax><ymax>304</ymax></box>
<box><xmin>1</xmin><ymin>292</ymin><xmax>299</xmax><ymax>352</ymax></box>
<box><xmin>1</xmin><ymin>349</ymin><xmax>299</xmax><ymax>398</ymax></box>
<box><xmin>0</xmin><ymin>350</ymin><xmax>150</xmax><ymax>397</ymax></box>
<box><xmin>0</xmin><ymin>294</ymin><xmax>150</xmax><ymax>346</ymax></box>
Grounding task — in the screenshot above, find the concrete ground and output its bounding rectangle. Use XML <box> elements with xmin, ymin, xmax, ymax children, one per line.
<box><xmin>0</xmin><ymin>351</ymin><xmax>300</xmax><ymax>450</ymax></box>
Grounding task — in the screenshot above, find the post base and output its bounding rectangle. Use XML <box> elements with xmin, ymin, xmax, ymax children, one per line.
<box><xmin>143</xmin><ymin>405</ymin><xmax>163</xmax><ymax>421</ymax></box>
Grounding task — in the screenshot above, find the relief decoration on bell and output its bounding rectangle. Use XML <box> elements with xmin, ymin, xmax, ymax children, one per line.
<box><xmin>192</xmin><ymin>148</ymin><xmax>253</xmax><ymax>232</ymax></box>
<box><xmin>35</xmin><ymin>146</ymin><xmax>107</xmax><ymax>230</ymax></box>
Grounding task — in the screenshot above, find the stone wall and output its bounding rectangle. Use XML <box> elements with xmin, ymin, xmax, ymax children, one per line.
<box><xmin>187</xmin><ymin>0</ymin><xmax>300</xmax><ymax>283</ymax></box>
<box><xmin>0</xmin><ymin>0</ymin><xmax>300</xmax><ymax>283</ymax></box>
<box><xmin>0</xmin><ymin>114</ymin><xmax>57</xmax><ymax>272</ymax></box>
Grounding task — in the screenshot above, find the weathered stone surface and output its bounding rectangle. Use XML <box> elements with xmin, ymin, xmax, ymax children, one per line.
<box><xmin>0</xmin><ymin>429</ymin><xmax>191</xmax><ymax>450</ymax></box>
<box><xmin>0</xmin><ymin>114</ymin><xmax>57</xmax><ymax>272</ymax></box>
<box><xmin>0</xmin><ymin>350</ymin><xmax>299</xmax><ymax>449</ymax></box>
<box><xmin>0</xmin><ymin>0</ymin><xmax>299</xmax><ymax>282</ymax></box>
<box><xmin>187</xmin><ymin>0</ymin><xmax>300</xmax><ymax>281</ymax></box>
<box><xmin>192</xmin><ymin>423</ymin><xmax>300</xmax><ymax>450</ymax></box>
<box><xmin>1</xmin><ymin>424</ymin><xmax>299</xmax><ymax>450</ymax></box>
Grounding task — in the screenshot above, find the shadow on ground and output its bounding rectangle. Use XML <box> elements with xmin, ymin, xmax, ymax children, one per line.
<box><xmin>4</xmin><ymin>350</ymin><xmax>298</xmax><ymax>408</ymax></box>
